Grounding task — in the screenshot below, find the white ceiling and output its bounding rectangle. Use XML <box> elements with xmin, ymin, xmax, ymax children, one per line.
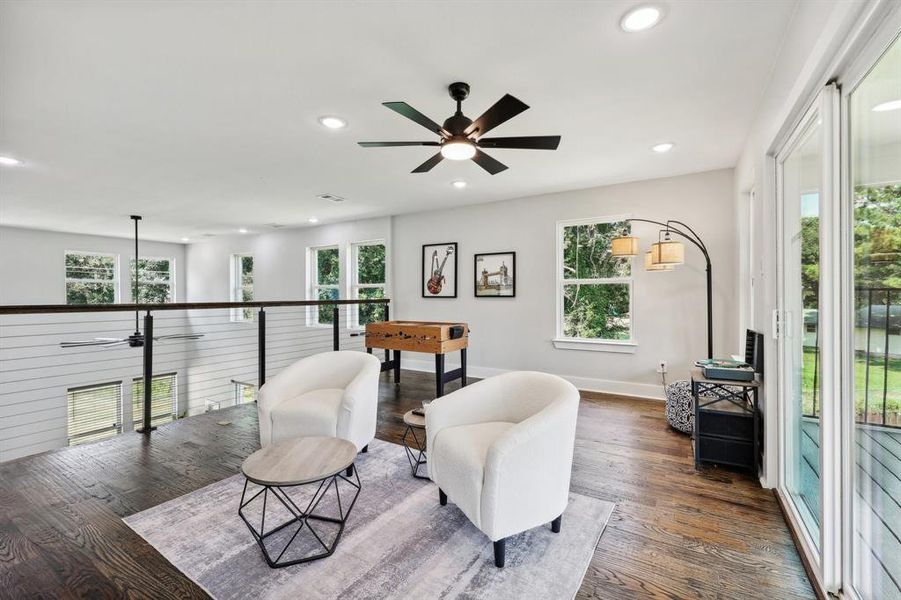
<box><xmin>0</xmin><ymin>0</ymin><xmax>797</xmax><ymax>243</ymax></box>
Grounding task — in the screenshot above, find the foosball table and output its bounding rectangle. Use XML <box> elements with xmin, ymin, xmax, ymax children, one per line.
<box><xmin>364</xmin><ymin>320</ymin><xmax>469</xmax><ymax>397</ymax></box>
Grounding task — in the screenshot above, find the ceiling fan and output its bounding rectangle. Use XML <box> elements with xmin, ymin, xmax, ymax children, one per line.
<box><xmin>358</xmin><ymin>82</ymin><xmax>561</xmax><ymax>175</ymax></box>
<box><xmin>60</xmin><ymin>215</ymin><xmax>204</xmax><ymax>349</ymax></box>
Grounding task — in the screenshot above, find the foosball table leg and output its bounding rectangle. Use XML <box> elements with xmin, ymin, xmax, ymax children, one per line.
<box><xmin>366</xmin><ymin>347</ymin><xmax>372</xmax><ymax>354</ymax></box>
<box><xmin>435</xmin><ymin>353</ymin><xmax>445</xmax><ymax>398</ymax></box>
<box><xmin>393</xmin><ymin>350</ymin><xmax>402</xmax><ymax>383</ymax></box>
<box><xmin>461</xmin><ymin>348</ymin><xmax>467</xmax><ymax>387</ymax></box>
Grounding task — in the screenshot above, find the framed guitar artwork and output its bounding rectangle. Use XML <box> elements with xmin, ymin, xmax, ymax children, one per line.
<box><xmin>422</xmin><ymin>242</ymin><xmax>457</xmax><ymax>298</ymax></box>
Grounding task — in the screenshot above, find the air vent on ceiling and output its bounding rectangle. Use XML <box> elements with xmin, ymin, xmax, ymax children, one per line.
<box><xmin>317</xmin><ymin>193</ymin><xmax>345</xmax><ymax>203</ymax></box>
<box><xmin>201</xmin><ymin>233</ymin><xmax>215</xmax><ymax>238</ymax></box>
<box><xmin>265</xmin><ymin>223</ymin><xmax>285</xmax><ymax>229</ymax></box>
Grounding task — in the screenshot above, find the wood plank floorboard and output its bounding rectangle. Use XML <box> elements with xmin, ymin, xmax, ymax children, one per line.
<box><xmin>0</xmin><ymin>370</ymin><xmax>813</xmax><ymax>599</ymax></box>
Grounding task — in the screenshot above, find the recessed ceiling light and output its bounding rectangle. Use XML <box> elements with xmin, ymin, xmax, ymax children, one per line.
<box><xmin>451</xmin><ymin>180</ymin><xmax>467</xmax><ymax>189</ymax></box>
<box><xmin>652</xmin><ymin>142</ymin><xmax>674</xmax><ymax>153</ymax></box>
<box><xmin>318</xmin><ymin>116</ymin><xmax>347</xmax><ymax>129</ymax></box>
<box><xmin>872</xmin><ymin>99</ymin><xmax>901</xmax><ymax>112</ymax></box>
<box><xmin>238</xmin><ymin>228</ymin><xmax>248</xmax><ymax>234</ymax></box>
<box><xmin>620</xmin><ymin>6</ymin><xmax>663</xmax><ymax>32</ymax></box>
<box><xmin>181</xmin><ymin>237</ymin><xmax>190</xmax><ymax>242</ymax></box>
<box><xmin>308</xmin><ymin>217</ymin><xmax>319</xmax><ymax>224</ymax></box>
<box><xmin>0</xmin><ymin>156</ymin><xmax>21</xmax><ymax>166</ymax></box>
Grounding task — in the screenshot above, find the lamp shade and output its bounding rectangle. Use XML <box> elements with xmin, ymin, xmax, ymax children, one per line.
<box><xmin>650</xmin><ymin>240</ymin><xmax>685</xmax><ymax>265</ymax></box>
<box><xmin>611</xmin><ymin>235</ymin><xmax>640</xmax><ymax>257</ymax></box>
<box><xmin>645</xmin><ymin>251</ymin><xmax>675</xmax><ymax>271</ymax></box>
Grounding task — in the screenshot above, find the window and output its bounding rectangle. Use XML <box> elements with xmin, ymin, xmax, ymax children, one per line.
<box><xmin>132</xmin><ymin>373</ymin><xmax>177</xmax><ymax>430</ymax></box>
<box><xmin>233</xmin><ymin>380</ymin><xmax>256</xmax><ymax>405</ymax></box>
<box><xmin>351</xmin><ymin>241</ymin><xmax>386</xmax><ymax>327</ymax></box>
<box><xmin>230</xmin><ymin>254</ymin><xmax>254</xmax><ymax>321</ymax></box>
<box><xmin>67</xmin><ymin>381</ymin><xmax>123</xmax><ymax>446</ymax></box>
<box><xmin>556</xmin><ymin>218</ymin><xmax>633</xmax><ymax>346</ymax></box>
<box><xmin>65</xmin><ymin>252</ymin><xmax>118</xmax><ymax>305</ymax></box>
<box><xmin>311</xmin><ymin>246</ymin><xmax>340</xmax><ymax>325</ymax></box>
<box><xmin>130</xmin><ymin>257</ymin><xmax>174</xmax><ymax>303</ymax></box>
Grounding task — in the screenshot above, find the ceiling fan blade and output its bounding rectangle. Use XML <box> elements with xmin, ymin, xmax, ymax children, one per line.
<box><xmin>464</xmin><ymin>94</ymin><xmax>529</xmax><ymax>138</ymax></box>
<box><xmin>60</xmin><ymin>338</ymin><xmax>126</xmax><ymax>348</ymax></box>
<box><xmin>471</xmin><ymin>149</ymin><xmax>508</xmax><ymax>175</ymax></box>
<box><xmin>477</xmin><ymin>135</ymin><xmax>561</xmax><ymax>150</ymax></box>
<box><xmin>383</xmin><ymin>102</ymin><xmax>450</xmax><ymax>137</ymax></box>
<box><xmin>411</xmin><ymin>152</ymin><xmax>444</xmax><ymax>173</ymax></box>
<box><xmin>154</xmin><ymin>334</ymin><xmax>204</xmax><ymax>341</ymax></box>
<box><xmin>358</xmin><ymin>141</ymin><xmax>441</xmax><ymax>147</ymax></box>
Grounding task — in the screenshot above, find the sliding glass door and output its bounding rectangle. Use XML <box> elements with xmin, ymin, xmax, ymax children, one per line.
<box><xmin>778</xmin><ymin>104</ymin><xmax>825</xmax><ymax>552</ymax></box>
<box><xmin>846</xmin><ymin>32</ymin><xmax>901</xmax><ymax>600</ymax></box>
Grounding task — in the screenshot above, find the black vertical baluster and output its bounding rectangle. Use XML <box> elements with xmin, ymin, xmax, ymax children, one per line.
<box><xmin>383</xmin><ymin>303</ymin><xmax>390</xmax><ymax>362</ymax></box>
<box><xmin>882</xmin><ymin>291</ymin><xmax>891</xmax><ymax>426</ymax></box>
<box><xmin>864</xmin><ymin>289</ymin><xmax>873</xmax><ymax>424</ymax></box>
<box><xmin>139</xmin><ymin>312</ymin><xmax>155</xmax><ymax>433</ymax></box>
<box><xmin>333</xmin><ymin>306</ymin><xmax>339</xmax><ymax>351</ymax></box>
<box><xmin>258</xmin><ymin>307</ymin><xmax>266</xmax><ymax>390</ymax></box>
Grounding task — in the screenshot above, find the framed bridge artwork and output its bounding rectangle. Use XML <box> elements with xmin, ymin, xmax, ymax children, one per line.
<box><xmin>422</xmin><ymin>242</ymin><xmax>457</xmax><ymax>298</ymax></box>
<box><xmin>474</xmin><ymin>251</ymin><xmax>515</xmax><ymax>297</ymax></box>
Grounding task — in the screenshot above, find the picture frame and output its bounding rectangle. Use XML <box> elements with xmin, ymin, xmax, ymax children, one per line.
<box><xmin>422</xmin><ymin>242</ymin><xmax>457</xmax><ymax>298</ymax></box>
<box><xmin>474</xmin><ymin>251</ymin><xmax>516</xmax><ymax>298</ymax></box>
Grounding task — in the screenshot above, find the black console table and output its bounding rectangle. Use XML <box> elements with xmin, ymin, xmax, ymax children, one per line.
<box><xmin>690</xmin><ymin>369</ymin><xmax>761</xmax><ymax>474</ymax></box>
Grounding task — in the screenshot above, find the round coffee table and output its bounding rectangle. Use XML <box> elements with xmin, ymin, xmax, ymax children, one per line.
<box><xmin>402</xmin><ymin>410</ymin><xmax>428</xmax><ymax>480</ymax></box>
<box><xmin>239</xmin><ymin>436</ymin><xmax>361</xmax><ymax>568</ymax></box>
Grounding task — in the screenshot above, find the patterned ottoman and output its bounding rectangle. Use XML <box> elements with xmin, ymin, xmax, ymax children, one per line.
<box><xmin>665</xmin><ymin>380</ymin><xmax>694</xmax><ymax>434</ymax></box>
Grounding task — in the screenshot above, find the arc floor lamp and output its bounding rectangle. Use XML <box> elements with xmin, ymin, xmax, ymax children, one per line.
<box><xmin>611</xmin><ymin>219</ymin><xmax>713</xmax><ymax>359</ymax></box>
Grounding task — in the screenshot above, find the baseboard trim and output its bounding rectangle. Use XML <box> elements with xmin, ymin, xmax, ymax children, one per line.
<box><xmin>399</xmin><ymin>358</ymin><xmax>665</xmax><ymax>401</ymax></box>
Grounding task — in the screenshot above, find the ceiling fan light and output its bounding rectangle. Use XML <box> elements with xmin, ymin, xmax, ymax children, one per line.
<box><xmin>440</xmin><ymin>140</ymin><xmax>476</xmax><ymax>161</ymax></box>
<box><xmin>611</xmin><ymin>235</ymin><xmax>640</xmax><ymax>257</ymax></box>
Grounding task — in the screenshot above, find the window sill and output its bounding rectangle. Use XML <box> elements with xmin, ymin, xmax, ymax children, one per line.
<box><xmin>552</xmin><ymin>338</ymin><xmax>637</xmax><ymax>354</ymax></box>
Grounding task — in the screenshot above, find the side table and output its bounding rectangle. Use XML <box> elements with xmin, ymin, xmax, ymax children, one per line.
<box><xmin>402</xmin><ymin>409</ymin><xmax>428</xmax><ymax>480</ymax></box>
<box><xmin>691</xmin><ymin>369</ymin><xmax>762</xmax><ymax>474</ymax></box>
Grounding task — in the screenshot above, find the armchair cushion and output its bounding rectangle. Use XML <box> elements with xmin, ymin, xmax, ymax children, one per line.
<box><xmin>270</xmin><ymin>388</ymin><xmax>343</xmax><ymax>442</ymax></box>
<box><xmin>431</xmin><ymin>421</ymin><xmax>515</xmax><ymax>526</ymax></box>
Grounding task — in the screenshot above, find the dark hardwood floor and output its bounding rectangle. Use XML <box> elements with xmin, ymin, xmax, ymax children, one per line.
<box><xmin>0</xmin><ymin>370</ymin><xmax>813</xmax><ymax>599</ymax></box>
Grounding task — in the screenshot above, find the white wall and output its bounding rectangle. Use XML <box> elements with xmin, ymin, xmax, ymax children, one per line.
<box><xmin>0</xmin><ymin>226</ymin><xmax>188</xmax><ymax>461</ymax></box>
<box><xmin>0</xmin><ymin>225</ymin><xmax>187</xmax><ymax>304</ymax></box>
<box><xmin>184</xmin><ymin>217</ymin><xmax>392</xmax><ymax>303</ymax></box>
<box><xmin>393</xmin><ymin>169</ymin><xmax>737</xmax><ymax>399</ymax></box>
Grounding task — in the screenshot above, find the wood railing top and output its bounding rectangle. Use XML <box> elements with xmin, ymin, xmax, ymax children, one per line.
<box><xmin>0</xmin><ymin>298</ymin><xmax>390</xmax><ymax>315</ymax></box>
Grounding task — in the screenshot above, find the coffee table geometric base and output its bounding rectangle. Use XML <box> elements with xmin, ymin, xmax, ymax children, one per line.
<box><xmin>238</xmin><ymin>467</ymin><xmax>361</xmax><ymax>568</ymax></box>
<box><xmin>402</xmin><ymin>424</ymin><xmax>429</xmax><ymax>480</ymax></box>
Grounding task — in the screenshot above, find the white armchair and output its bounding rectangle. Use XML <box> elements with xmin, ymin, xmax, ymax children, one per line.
<box><xmin>257</xmin><ymin>351</ymin><xmax>382</xmax><ymax>454</ymax></box>
<box><xmin>426</xmin><ymin>371</ymin><xmax>580</xmax><ymax>567</ymax></box>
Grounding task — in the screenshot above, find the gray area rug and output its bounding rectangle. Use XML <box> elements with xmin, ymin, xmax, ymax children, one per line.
<box><xmin>124</xmin><ymin>439</ymin><xmax>614</xmax><ymax>599</ymax></box>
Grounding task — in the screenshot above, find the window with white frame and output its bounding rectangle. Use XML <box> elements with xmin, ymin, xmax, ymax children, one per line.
<box><xmin>67</xmin><ymin>381</ymin><xmax>123</xmax><ymax>446</ymax></box>
<box><xmin>311</xmin><ymin>246</ymin><xmax>340</xmax><ymax>325</ymax></box>
<box><xmin>230</xmin><ymin>254</ymin><xmax>254</xmax><ymax>321</ymax></box>
<box><xmin>132</xmin><ymin>373</ymin><xmax>177</xmax><ymax>430</ymax></box>
<box><xmin>130</xmin><ymin>257</ymin><xmax>174</xmax><ymax>303</ymax></box>
<box><xmin>65</xmin><ymin>252</ymin><xmax>119</xmax><ymax>305</ymax></box>
<box><xmin>351</xmin><ymin>241</ymin><xmax>386</xmax><ymax>327</ymax></box>
<box><xmin>233</xmin><ymin>380</ymin><xmax>256</xmax><ymax>405</ymax></box>
<box><xmin>556</xmin><ymin>218</ymin><xmax>633</xmax><ymax>343</ymax></box>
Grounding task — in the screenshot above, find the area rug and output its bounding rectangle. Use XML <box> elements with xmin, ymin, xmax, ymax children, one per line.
<box><xmin>123</xmin><ymin>439</ymin><xmax>614</xmax><ymax>600</ymax></box>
